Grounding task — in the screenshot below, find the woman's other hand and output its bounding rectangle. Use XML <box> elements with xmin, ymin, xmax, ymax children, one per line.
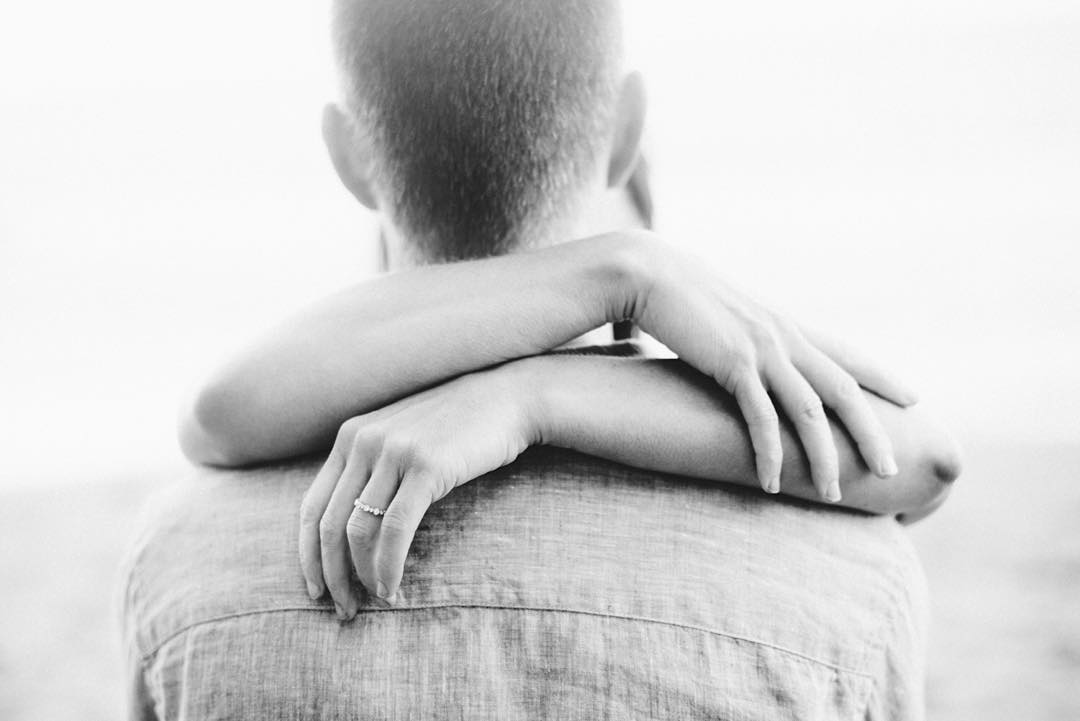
<box><xmin>612</xmin><ymin>231</ymin><xmax>919</xmax><ymax>501</ymax></box>
<box><xmin>297</xmin><ymin>366</ymin><xmax>540</xmax><ymax>620</ymax></box>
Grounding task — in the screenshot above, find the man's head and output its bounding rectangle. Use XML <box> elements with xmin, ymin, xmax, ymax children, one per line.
<box><xmin>324</xmin><ymin>0</ymin><xmax>645</xmax><ymax>267</ymax></box>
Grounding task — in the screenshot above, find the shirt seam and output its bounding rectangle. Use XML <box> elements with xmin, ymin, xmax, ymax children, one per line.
<box><xmin>140</xmin><ymin>602</ymin><xmax>874</xmax><ymax>678</ymax></box>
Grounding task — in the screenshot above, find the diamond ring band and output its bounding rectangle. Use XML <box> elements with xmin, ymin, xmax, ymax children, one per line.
<box><xmin>354</xmin><ymin>500</ymin><xmax>386</xmax><ymax>517</ymax></box>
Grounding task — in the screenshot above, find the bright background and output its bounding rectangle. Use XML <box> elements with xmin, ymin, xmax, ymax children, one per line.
<box><xmin>1</xmin><ymin>1</ymin><xmax>1077</xmax><ymax>719</ymax></box>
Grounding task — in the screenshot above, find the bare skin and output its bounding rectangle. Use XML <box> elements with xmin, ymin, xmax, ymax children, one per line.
<box><xmin>304</xmin><ymin>350</ymin><xmax>960</xmax><ymax>615</ymax></box>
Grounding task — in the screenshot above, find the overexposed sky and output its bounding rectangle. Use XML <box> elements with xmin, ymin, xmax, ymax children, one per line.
<box><xmin>1</xmin><ymin>1</ymin><xmax>1077</xmax><ymax>489</ymax></box>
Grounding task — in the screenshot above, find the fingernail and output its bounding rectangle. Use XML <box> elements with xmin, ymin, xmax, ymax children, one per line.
<box><xmin>825</xmin><ymin>481</ymin><xmax>842</xmax><ymax>503</ymax></box>
<box><xmin>376</xmin><ymin>581</ymin><xmax>389</xmax><ymax>599</ymax></box>
<box><xmin>334</xmin><ymin>602</ymin><xmax>347</xmax><ymax>620</ymax></box>
<box><xmin>306</xmin><ymin>581</ymin><xmax>320</xmax><ymax>600</ymax></box>
<box><xmin>766</xmin><ymin>478</ymin><xmax>780</xmax><ymax>494</ymax></box>
<box><xmin>879</xmin><ymin>457</ymin><xmax>899</xmax><ymax>478</ymax></box>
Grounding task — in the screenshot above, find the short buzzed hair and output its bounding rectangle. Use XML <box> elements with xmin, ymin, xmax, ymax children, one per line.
<box><xmin>331</xmin><ymin>0</ymin><xmax>622</xmax><ymax>262</ymax></box>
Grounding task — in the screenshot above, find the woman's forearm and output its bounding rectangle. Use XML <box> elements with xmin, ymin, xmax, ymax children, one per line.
<box><xmin>180</xmin><ymin>227</ymin><xmax>925</xmax><ymax>507</ymax></box>
<box><xmin>519</xmin><ymin>354</ymin><xmax>961</xmax><ymax>518</ymax></box>
<box><xmin>180</xmin><ymin>235</ymin><xmax>642</xmax><ymax>466</ymax></box>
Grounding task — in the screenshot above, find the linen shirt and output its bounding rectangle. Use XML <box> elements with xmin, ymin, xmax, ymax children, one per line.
<box><xmin>119</xmin><ymin>447</ymin><xmax>927</xmax><ymax>720</ymax></box>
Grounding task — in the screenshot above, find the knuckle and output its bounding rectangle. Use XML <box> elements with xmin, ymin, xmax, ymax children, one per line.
<box><xmin>379</xmin><ymin>508</ymin><xmax>413</xmax><ymax>539</ymax></box>
<box><xmin>350</xmin><ymin>426</ymin><xmax>380</xmax><ymax>454</ymax></box>
<box><xmin>418</xmin><ymin>472</ymin><xmax>442</xmax><ymax>502</ymax></box>
<box><xmin>748</xmin><ymin>322</ymin><xmax>783</xmax><ymax>353</ymax></box>
<box><xmin>795</xmin><ymin>395</ymin><xmax>826</xmax><ymax>424</ymax></box>
<box><xmin>391</xmin><ymin>438</ymin><xmax>436</xmax><ymax>474</ymax></box>
<box><xmin>725</xmin><ymin>360</ymin><xmax>758</xmax><ymax>392</ymax></box>
<box><xmin>382</xmin><ymin>434</ymin><xmax>418</xmax><ymax>462</ymax></box>
<box><xmin>298</xmin><ymin>498</ymin><xmax>322</xmax><ymax>527</ymax></box>
<box><xmin>408</xmin><ymin>449</ymin><xmax>434</xmax><ymax>474</ymax></box>
<box><xmin>759</xmin><ymin>447</ymin><xmax>783</xmax><ymax>468</ymax></box>
<box><xmin>345</xmin><ymin>514</ymin><xmax>372</xmax><ymax>542</ymax></box>
<box><xmin>335</xmin><ymin>418</ymin><xmax>361</xmax><ymax>447</ymax></box>
<box><xmin>745</xmin><ymin>406</ymin><xmax>779</xmax><ymax>427</ymax></box>
<box><xmin>739</xmin><ymin>391</ymin><xmax>778</xmax><ymax>425</ymax></box>
<box><xmin>318</xmin><ymin>517</ymin><xmax>340</xmax><ymax>546</ymax></box>
<box><xmin>831</xmin><ymin>375</ymin><xmax>862</xmax><ymax>405</ymax></box>
<box><xmin>732</xmin><ymin>343</ymin><xmax>759</xmax><ymax>371</ymax></box>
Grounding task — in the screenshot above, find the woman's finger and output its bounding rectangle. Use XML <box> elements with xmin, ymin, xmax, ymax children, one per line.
<box><xmin>767</xmin><ymin>361</ymin><xmax>840</xmax><ymax>502</ymax></box>
<box><xmin>800</xmin><ymin>326</ymin><xmax>919</xmax><ymax>407</ymax></box>
<box><xmin>347</xmin><ymin>453</ymin><xmax>403</xmax><ymax>599</ymax></box>
<box><xmin>731</xmin><ymin>371</ymin><xmax>783</xmax><ymax>494</ymax></box>
<box><xmin>373</xmin><ymin>469</ymin><xmax>437</xmax><ymax>601</ymax></box>
<box><xmin>319</xmin><ymin>442</ymin><xmax>375</xmax><ymax>619</ymax></box>
<box><xmin>298</xmin><ymin>448</ymin><xmax>346</xmax><ymax>601</ymax></box>
<box><xmin>794</xmin><ymin>344</ymin><xmax>898</xmax><ymax>479</ymax></box>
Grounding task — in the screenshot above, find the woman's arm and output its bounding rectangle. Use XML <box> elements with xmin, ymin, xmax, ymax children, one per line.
<box><xmin>304</xmin><ymin>351</ymin><xmax>959</xmax><ymax>614</ymax></box>
<box><xmin>181</xmin><ymin>231</ymin><xmax>917</xmax><ymax>502</ymax></box>
<box><xmin>180</xmin><ymin>235</ymin><xmax>629</xmax><ymax>466</ymax></box>
<box><xmin>525</xmin><ymin>353</ymin><xmax>962</xmax><ymax>517</ymax></box>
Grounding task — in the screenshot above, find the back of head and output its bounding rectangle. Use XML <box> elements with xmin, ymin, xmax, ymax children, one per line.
<box><xmin>331</xmin><ymin>0</ymin><xmax>622</xmax><ymax>262</ymax></box>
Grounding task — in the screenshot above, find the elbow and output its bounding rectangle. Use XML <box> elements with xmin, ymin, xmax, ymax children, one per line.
<box><xmin>178</xmin><ymin>380</ymin><xmax>258</xmax><ymax>468</ymax></box>
<box><xmin>926</xmin><ymin>430</ymin><xmax>964</xmax><ymax>498</ymax></box>
<box><xmin>897</xmin><ymin>433</ymin><xmax>964</xmax><ymax>524</ymax></box>
<box><xmin>933</xmin><ymin>435</ymin><xmax>963</xmax><ymax>486</ymax></box>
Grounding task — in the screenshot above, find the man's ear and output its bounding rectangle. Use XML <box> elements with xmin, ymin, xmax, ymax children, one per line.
<box><xmin>322</xmin><ymin>103</ymin><xmax>379</xmax><ymax>210</ymax></box>
<box><xmin>606</xmin><ymin>71</ymin><xmax>647</xmax><ymax>189</ymax></box>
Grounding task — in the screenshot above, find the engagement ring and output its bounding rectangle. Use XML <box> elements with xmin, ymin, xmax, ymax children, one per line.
<box><xmin>354</xmin><ymin>500</ymin><xmax>386</xmax><ymax>517</ymax></box>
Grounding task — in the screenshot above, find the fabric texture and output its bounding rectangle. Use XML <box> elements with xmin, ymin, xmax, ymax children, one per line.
<box><xmin>119</xmin><ymin>447</ymin><xmax>927</xmax><ymax>720</ymax></box>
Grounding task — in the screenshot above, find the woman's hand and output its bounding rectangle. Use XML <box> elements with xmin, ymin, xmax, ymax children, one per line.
<box><xmin>298</xmin><ymin>366</ymin><xmax>538</xmax><ymax>619</ymax></box>
<box><xmin>618</xmin><ymin>231</ymin><xmax>919</xmax><ymax>500</ymax></box>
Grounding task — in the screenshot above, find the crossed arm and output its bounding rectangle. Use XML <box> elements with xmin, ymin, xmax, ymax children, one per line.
<box><xmin>180</xmin><ymin>231</ymin><xmax>961</xmax><ymax>617</ymax></box>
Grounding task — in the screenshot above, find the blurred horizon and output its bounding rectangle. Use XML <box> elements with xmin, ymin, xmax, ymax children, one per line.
<box><xmin>1</xmin><ymin>0</ymin><xmax>1078</xmax><ymax>491</ymax></box>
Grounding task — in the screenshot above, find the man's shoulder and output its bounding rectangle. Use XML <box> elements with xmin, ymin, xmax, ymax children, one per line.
<box><xmin>121</xmin><ymin>448</ymin><xmax>923</xmax><ymax>676</ymax></box>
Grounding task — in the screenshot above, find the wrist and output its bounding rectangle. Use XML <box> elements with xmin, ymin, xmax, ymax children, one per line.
<box><xmin>492</xmin><ymin>356</ymin><xmax>562</xmax><ymax>448</ymax></box>
<box><xmin>576</xmin><ymin>230</ymin><xmax>659</xmax><ymax>324</ymax></box>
